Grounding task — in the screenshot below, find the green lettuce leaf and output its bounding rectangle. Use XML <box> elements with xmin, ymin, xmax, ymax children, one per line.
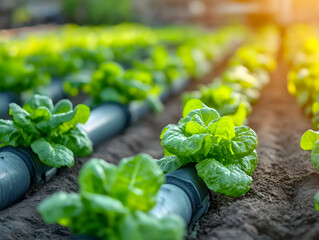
<box><xmin>38</xmin><ymin>154</ymin><xmax>184</xmax><ymax>240</ymax></box>
<box><xmin>31</xmin><ymin>138</ymin><xmax>75</xmax><ymax>167</ymax></box>
<box><xmin>156</xmin><ymin>155</ymin><xmax>182</xmax><ymax>173</ymax></box>
<box><xmin>38</xmin><ymin>192</ymin><xmax>83</xmax><ymax>224</ymax></box>
<box><xmin>111</xmin><ymin>154</ymin><xmax>165</xmax><ymax>211</ymax></box>
<box><xmin>311</xmin><ymin>141</ymin><xmax>319</xmax><ymax>171</ymax></box>
<box><xmin>1</xmin><ymin>94</ymin><xmax>93</xmax><ymax>168</ymax></box>
<box><xmin>79</xmin><ymin>158</ymin><xmax>118</xmax><ymax>195</ymax></box>
<box><xmin>159</xmin><ymin>99</ymin><xmax>258</xmax><ymax>196</ymax></box>
<box><xmin>53</xmin><ymin>127</ymin><xmax>93</xmax><ymax>157</ymax></box>
<box><xmin>0</xmin><ymin>120</ymin><xmax>22</xmax><ymax>147</ymax></box>
<box><xmin>196</xmin><ymin>158</ymin><xmax>253</xmax><ymax>196</ymax></box>
<box><xmin>300</xmin><ymin>129</ymin><xmax>319</xmax><ymax>150</ymax></box>
<box><xmin>23</xmin><ymin>94</ymin><xmax>54</xmax><ymax>113</ymax></box>
<box><xmin>314</xmin><ymin>191</ymin><xmax>319</xmax><ymax>211</ymax></box>
<box><xmin>212</xmin><ymin>126</ymin><xmax>258</xmax><ymax>159</ymax></box>
<box><xmin>53</xmin><ymin>99</ymin><xmax>73</xmax><ymax>114</ymax></box>
<box><xmin>162</xmin><ymin>126</ymin><xmax>209</xmax><ymax>157</ymax></box>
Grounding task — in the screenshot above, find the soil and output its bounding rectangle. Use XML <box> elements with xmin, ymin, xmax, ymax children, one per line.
<box><xmin>1</xmin><ymin>55</ymin><xmax>319</xmax><ymax>240</ymax></box>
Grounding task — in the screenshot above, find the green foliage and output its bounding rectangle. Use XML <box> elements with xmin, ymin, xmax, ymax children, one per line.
<box><xmin>158</xmin><ymin>100</ymin><xmax>258</xmax><ymax>196</ymax></box>
<box><xmin>230</xmin><ymin>46</ymin><xmax>276</xmax><ymax>72</ymax></box>
<box><xmin>38</xmin><ymin>154</ymin><xmax>185</xmax><ymax>240</ymax></box>
<box><xmin>182</xmin><ymin>84</ymin><xmax>251</xmax><ymax>126</ymax></box>
<box><xmin>64</xmin><ymin>61</ymin><xmax>163</xmax><ymax>112</ymax></box>
<box><xmin>287</xmin><ymin>25</ymin><xmax>319</xmax><ymax>213</ymax></box>
<box><xmin>133</xmin><ymin>45</ymin><xmax>188</xmax><ymax>87</ymax></box>
<box><xmin>63</xmin><ymin>0</ymin><xmax>132</xmax><ymax>25</ymax></box>
<box><xmin>0</xmin><ymin>59</ymin><xmax>49</xmax><ymax>94</ymax></box>
<box><xmin>285</xmin><ymin>25</ymin><xmax>319</xmax><ymax>129</ymax></box>
<box><xmin>315</xmin><ymin>191</ymin><xmax>319</xmax><ymax>211</ymax></box>
<box><xmin>0</xmin><ymin>94</ymin><xmax>92</xmax><ymax>167</ymax></box>
<box><xmin>181</xmin><ymin>26</ymin><xmax>279</xmax><ymax>130</ymax></box>
<box><xmin>222</xmin><ymin>66</ymin><xmax>269</xmax><ymax>103</ymax></box>
<box><xmin>300</xmin><ymin>130</ymin><xmax>319</xmax><ymax>171</ymax></box>
<box><xmin>25</xmin><ymin>52</ymin><xmax>81</xmax><ymax>78</ymax></box>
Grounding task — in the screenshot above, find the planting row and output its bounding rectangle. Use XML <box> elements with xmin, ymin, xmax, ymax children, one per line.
<box><xmin>15</xmin><ymin>25</ymin><xmax>282</xmax><ymax>240</ymax></box>
<box><xmin>285</xmin><ymin>24</ymin><xmax>319</xmax><ymax>211</ymax></box>
<box><xmin>0</xmin><ymin>24</ymin><xmax>245</xmax><ymax>211</ymax></box>
<box><xmin>0</xmin><ymin>24</ymin><xmax>245</xmax><ymax>116</ymax></box>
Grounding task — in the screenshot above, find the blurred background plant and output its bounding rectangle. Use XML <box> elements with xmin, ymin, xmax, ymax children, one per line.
<box><xmin>2</xmin><ymin>0</ymin><xmax>319</xmax><ymax>29</ymax></box>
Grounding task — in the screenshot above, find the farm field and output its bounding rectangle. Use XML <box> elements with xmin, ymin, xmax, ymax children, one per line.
<box><xmin>2</xmin><ymin>0</ymin><xmax>319</xmax><ymax>239</ymax></box>
<box><xmin>1</xmin><ymin>44</ymin><xmax>319</xmax><ymax>240</ymax></box>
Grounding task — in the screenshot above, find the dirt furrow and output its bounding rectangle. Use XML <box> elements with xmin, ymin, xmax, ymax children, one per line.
<box><xmin>0</xmin><ymin>54</ymin><xmax>234</xmax><ymax>240</ymax></box>
<box><xmin>194</xmin><ymin>60</ymin><xmax>319</xmax><ymax>240</ymax></box>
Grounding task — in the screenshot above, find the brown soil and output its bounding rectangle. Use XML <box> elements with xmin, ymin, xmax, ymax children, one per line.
<box><xmin>191</xmin><ymin>61</ymin><xmax>319</xmax><ymax>240</ymax></box>
<box><xmin>1</xmin><ymin>57</ymin><xmax>319</xmax><ymax>240</ymax></box>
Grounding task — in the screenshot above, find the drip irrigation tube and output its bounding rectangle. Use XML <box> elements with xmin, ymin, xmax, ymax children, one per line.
<box><xmin>0</xmin><ymin>102</ymin><xmax>130</xmax><ymax>210</ymax></box>
<box><xmin>73</xmin><ymin>166</ymin><xmax>210</xmax><ymax>240</ymax></box>
<box><xmin>151</xmin><ymin>166</ymin><xmax>210</xmax><ymax>225</ymax></box>
<box><xmin>0</xmin><ymin>147</ymin><xmax>57</xmax><ymax>210</ymax></box>
<box><xmin>0</xmin><ymin>78</ymin><xmax>189</xmax><ymax>211</ymax></box>
<box><xmin>80</xmin><ymin>103</ymin><xmax>131</xmax><ymax>146</ymax></box>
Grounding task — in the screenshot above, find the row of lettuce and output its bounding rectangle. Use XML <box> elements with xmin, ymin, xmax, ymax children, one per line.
<box><xmin>18</xmin><ymin>25</ymin><xmax>281</xmax><ymax>240</ymax></box>
<box><xmin>0</xmin><ymin>24</ymin><xmax>245</xmax><ymax>112</ymax></box>
<box><xmin>285</xmin><ymin>24</ymin><xmax>319</xmax><ymax>211</ymax></box>
<box><xmin>183</xmin><ymin>25</ymin><xmax>279</xmax><ymax>126</ymax></box>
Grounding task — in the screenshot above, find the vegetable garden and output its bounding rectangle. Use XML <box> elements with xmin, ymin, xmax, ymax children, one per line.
<box><xmin>1</xmin><ymin>22</ymin><xmax>319</xmax><ymax>240</ymax></box>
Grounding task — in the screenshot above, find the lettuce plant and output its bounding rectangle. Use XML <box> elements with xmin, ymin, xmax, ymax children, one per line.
<box><xmin>300</xmin><ymin>130</ymin><xmax>319</xmax><ymax>172</ymax></box>
<box><xmin>157</xmin><ymin>100</ymin><xmax>258</xmax><ymax>196</ymax></box>
<box><xmin>230</xmin><ymin>45</ymin><xmax>276</xmax><ymax>72</ymax></box>
<box><xmin>300</xmin><ymin>130</ymin><xmax>319</xmax><ymax>210</ymax></box>
<box><xmin>133</xmin><ymin>45</ymin><xmax>188</xmax><ymax>87</ymax></box>
<box><xmin>26</xmin><ymin>52</ymin><xmax>81</xmax><ymax>78</ymax></box>
<box><xmin>182</xmin><ymin>84</ymin><xmax>251</xmax><ymax>126</ymax></box>
<box><xmin>0</xmin><ymin>59</ymin><xmax>50</xmax><ymax>93</ymax></box>
<box><xmin>222</xmin><ymin>66</ymin><xmax>268</xmax><ymax>104</ymax></box>
<box><xmin>64</xmin><ymin>61</ymin><xmax>163</xmax><ymax>112</ymax></box>
<box><xmin>0</xmin><ymin>94</ymin><xmax>92</xmax><ymax>167</ymax></box>
<box><xmin>38</xmin><ymin>154</ymin><xmax>185</xmax><ymax>240</ymax></box>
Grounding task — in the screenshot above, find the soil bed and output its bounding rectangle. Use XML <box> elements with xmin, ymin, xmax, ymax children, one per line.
<box><xmin>1</xmin><ymin>56</ymin><xmax>319</xmax><ymax>240</ymax></box>
<box><xmin>192</xmin><ymin>61</ymin><xmax>319</xmax><ymax>240</ymax></box>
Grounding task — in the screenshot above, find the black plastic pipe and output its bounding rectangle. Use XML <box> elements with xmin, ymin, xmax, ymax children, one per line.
<box><xmin>0</xmin><ymin>102</ymin><xmax>130</xmax><ymax>210</ymax></box>
<box><xmin>72</xmin><ymin>166</ymin><xmax>210</xmax><ymax>240</ymax></box>
<box><xmin>151</xmin><ymin>166</ymin><xmax>210</xmax><ymax>225</ymax></box>
<box><xmin>0</xmin><ymin>78</ymin><xmax>189</xmax><ymax>211</ymax></box>
<box><xmin>80</xmin><ymin>103</ymin><xmax>130</xmax><ymax>146</ymax></box>
<box><xmin>0</xmin><ymin>147</ymin><xmax>57</xmax><ymax>210</ymax></box>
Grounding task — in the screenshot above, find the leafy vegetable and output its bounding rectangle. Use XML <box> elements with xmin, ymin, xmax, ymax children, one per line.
<box><xmin>38</xmin><ymin>154</ymin><xmax>185</xmax><ymax>240</ymax></box>
<box><xmin>285</xmin><ymin>25</ymin><xmax>319</xmax><ymax>129</ymax></box>
<box><xmin>288</xmin><ymin>25</ymin><xmax>319</xmax><ymax>212</ymax></box>
<box><xmin>64</xmin><ymin>61</ymin><xmax>163</xmax><ymax>112</ymax></box>
<box><xmin>0</xmin><ymin>94</ymin><xmax>92</xmax><ymax>167</ymax></box>
<box><xmin>158</xmin><ymin>100</ymin><xmax>258</xmax><ymax>196</ymax></box>
<box><xmin>182</xmin><ymin>84</ymin><xmax>251</xmax><ymax>126</ymax></box>
<box><xmin>300</xmin><ymin>129</ymin><xmax>319</xmax><ymax>211</ymax></box>
<box><xmin>300</xmin><ymin>130</ymin><xmax>319</xmax><ymax>171</ymax></box>
<box><xmin>0</xmin><ymin>59</ymin><xmax>49</xmax><ymax>94</ymax></box>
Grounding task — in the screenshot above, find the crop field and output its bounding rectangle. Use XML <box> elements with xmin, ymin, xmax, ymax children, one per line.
<box><xmin>1</xmin><ymin>22</ymin><xmax>319</xmax><ymax>240</ymax></box>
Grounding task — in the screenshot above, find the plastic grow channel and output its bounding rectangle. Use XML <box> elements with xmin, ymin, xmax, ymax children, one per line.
<box><xmin>0</xmin><ymin>77</ymin><xmax>189</xmax><ymax>210</ymax></box>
